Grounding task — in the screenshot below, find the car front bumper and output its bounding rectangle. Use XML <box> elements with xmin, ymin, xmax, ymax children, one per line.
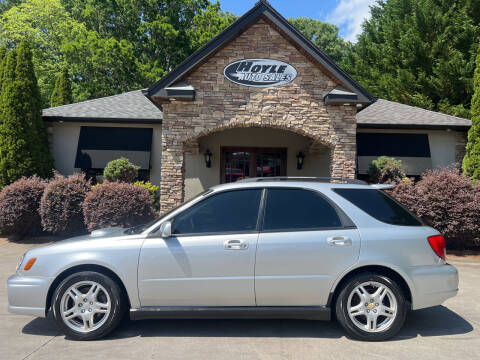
<box><xmin>407</xmin><ymin>264</ymin><xmax>459</xmax><ymax>310</ymax></box>
<box><xmin>7</xmin><ymin>274</ymin><xmax>54</xmax><ymax>317</ymax></box>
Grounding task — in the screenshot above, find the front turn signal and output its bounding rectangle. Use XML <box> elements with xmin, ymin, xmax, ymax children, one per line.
<box><xmin>23</xmin><ymin>257</ymin><xmax>37</xmax><ymax>271</ymax></box>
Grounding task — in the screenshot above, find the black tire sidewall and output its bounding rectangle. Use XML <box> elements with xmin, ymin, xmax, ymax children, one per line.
<box><xmin>52</xmin><ymin>271</ymin><xmax>125</xmax><ymax>340</ymax></box>
<box><xmin>335</xmin><ymin>273</ymin><xmax>407</xmax><ymax>341</ymax></box>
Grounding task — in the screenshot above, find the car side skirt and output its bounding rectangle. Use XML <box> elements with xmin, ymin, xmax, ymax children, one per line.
<box><xmin>130</xmin><ymin>306</ymin><xmax>331</xmax><ymax>321</ymax></box>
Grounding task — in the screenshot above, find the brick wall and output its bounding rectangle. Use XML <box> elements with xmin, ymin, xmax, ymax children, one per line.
<box><xmin>154</xmin><ymin>18</ymin><xmax>357</xmax><ymax>213</ymax></box>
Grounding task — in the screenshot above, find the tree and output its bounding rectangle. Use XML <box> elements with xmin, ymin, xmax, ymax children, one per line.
<box><xmin>0</xmin><ymin>41</ymin><xmax>53</xmax><ymax>187</ymax></box>
<box><xmin>289</xmin><ymin>17</ymin><xmax>351</xmax><ymax>65</ymax></box>
<box><xmin>60</xmin><ymin>0</ymin><xmax>235</xmax><ymax>84</ymax></box>
<box><xmin>463</xmin><ymin>45</ymin><xmax>480</xmax><ymax>181</ymax></box>
<box><xmin>344</xmin><ymin>0</ymin><xmax>478</xmax><ymax>117</ymax></box>
<box><xmin>0</xmin><ymin>0</ymin><xmax>142</xmax><ymax>106</ymax></box>
<box><xmin>50</xmin><ymin>66</ymin><xmax>73</xmax><ymax>107</ymax></box>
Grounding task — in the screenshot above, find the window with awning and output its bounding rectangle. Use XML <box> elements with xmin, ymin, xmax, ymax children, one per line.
<box><xmin>356</xmin><ymin>132</ymin><xmax>432</xmax><ymax>176</ymax></box>
<box><xmin>74</xmin><ymin>126</ymin><xmax>153</xmax><ymax>170</ymax></box>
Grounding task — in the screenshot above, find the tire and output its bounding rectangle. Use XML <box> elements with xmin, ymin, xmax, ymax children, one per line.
<box><xmin>52</xmin><ymin>271</ymin><xmax>126</xmax><ymax>340</ymax></box>
<box><xmin>335</xmin><ymin>272</ymin><xmax>407</xmax><ymax>341</ymax></box>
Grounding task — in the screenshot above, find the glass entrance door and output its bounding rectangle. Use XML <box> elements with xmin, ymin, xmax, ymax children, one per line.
<box><xmin>221</xmin><ymin>147</ymin><xmax>287</xmax><ymax>183</ymax></box>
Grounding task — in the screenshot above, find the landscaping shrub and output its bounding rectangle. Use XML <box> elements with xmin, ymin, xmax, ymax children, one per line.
<box><xmin>83</xmin><ymin>181</ymin><xmax>154</xmax><ymax>231</ymax></box>
<box><xmin>390</xmin><ymin>167</ymin><xmax>480</xmax><ymax>249</ymax></box>
<box><xmin>103</xmin><ymin>157</ymin><xmax>139</xmax><ymax>183</ymax></box>
<box><xmin>0</xmin><ymin>176</ymin><xmax>47</xmax><ymax>237</ymax></box>
<box><xmin>40</xmin><ymin>173</ymin><xmax>91</xmax><ymax>235</ymax></box>
<box><xmin>134</xmin><ymin>181</ymin><xmax>160</xmax><ymax>210</ymax></box>
<box><xmin>368</xmin><ymin>156</ymin><xmax>405</xmax><ymax>183</ymax></box>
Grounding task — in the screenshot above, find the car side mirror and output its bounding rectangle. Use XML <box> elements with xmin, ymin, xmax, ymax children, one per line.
<box><xmin>159</xmin><ymin>221</ymin><xmax>172</xmax><ymax>238</ymax></box>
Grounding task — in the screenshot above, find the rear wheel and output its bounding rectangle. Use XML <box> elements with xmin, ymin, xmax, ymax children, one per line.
<box><xmin>52</xmin><ymin>271</ymin><xmax>126</xmax><ymax>340</ymax></box>
<box><xmin>335</xmin><ymin>273</ymin><xmax>407</xmax><ymax>341</ymax></box>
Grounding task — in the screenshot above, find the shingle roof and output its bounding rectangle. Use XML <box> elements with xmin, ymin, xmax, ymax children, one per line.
<box><xmin>356</xmin><ymin>98</ymin><xmax>471</xmax><ymax>129</ymax></box>
<box><xmin>42</xmin><ymin>90</ymin><xmax>162</xmax><ymax>123</ymax></box>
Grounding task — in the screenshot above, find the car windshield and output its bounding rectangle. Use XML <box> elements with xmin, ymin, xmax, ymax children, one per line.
<box><xmin>123</xmin><ymin>189</ymin><xmax>213</xmax><ymax>235</ymax></box>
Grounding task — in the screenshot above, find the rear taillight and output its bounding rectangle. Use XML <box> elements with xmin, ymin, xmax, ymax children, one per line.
<box><xmin>428</xmin><ymin>235</ymin><xmax>446</xmax><ymax>260</ymax></box>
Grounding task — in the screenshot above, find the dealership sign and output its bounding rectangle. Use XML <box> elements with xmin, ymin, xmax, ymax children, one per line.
<box><xmin>224</xmin><ymin>59</ymin><xmax>297</xmax><ymax>87</ymax></box>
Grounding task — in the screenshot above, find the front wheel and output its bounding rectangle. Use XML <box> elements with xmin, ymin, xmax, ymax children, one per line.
<box><xmin>52</xmin><ymin>271</ymin><xmax>126</xmax><ymax>340</ymax></box>
<box><xmin>335</xmin><ymin>273</ymin><xmax>407</xmax><ymax>341</ymax></box>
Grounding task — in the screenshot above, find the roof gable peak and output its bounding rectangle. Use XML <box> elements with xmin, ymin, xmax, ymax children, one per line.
<box><xmin>147</xmin><ymin>0</ymin><xmax>374</xmax><ymax>104</ymax></box>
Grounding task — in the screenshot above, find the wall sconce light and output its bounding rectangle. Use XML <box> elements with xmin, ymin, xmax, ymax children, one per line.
<box><xmin>296</xmin><ymin>151</ymin><xmax>305</xmax><ymax>170</ymax></box>
<box><xmin>204</xmin><ymin>149</ymin><xmax>212</xmax><ymax>168</ymax></box>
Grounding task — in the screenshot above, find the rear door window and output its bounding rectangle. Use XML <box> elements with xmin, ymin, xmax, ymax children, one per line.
<box><xmin>262</xmin><ymin>188</ymin><xmax>343</xmax><ymax>231</ymax></box>
<box><xmin>333</xmin><ymin>188</ymin><xmax>422</xmax><ymax>226</ymax></box>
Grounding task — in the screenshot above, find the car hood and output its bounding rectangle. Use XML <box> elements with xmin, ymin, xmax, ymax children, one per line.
<box><xmin>56</xmin><ymin>227</ymin><xmax>127</xmax><ymax>244</ymax></box>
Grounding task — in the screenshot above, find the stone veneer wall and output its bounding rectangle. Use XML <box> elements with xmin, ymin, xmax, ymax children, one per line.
<box><xmin>154</xmin><ymin>18</ymin><xmax>358</xmax><ymax>213</ymax></box>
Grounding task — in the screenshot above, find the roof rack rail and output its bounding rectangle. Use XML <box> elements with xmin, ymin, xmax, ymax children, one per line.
<box><xmin>237</xmin><ymin>177</ymin><xmax>368</xmax><ymax>185</ymax></box>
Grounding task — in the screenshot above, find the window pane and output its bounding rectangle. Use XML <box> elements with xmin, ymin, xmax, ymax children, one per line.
<box><xmin>263</xmin><ymin>189</ymin><xmax>342</xmax><ymax>231</ymax></box>
<box><xmin>172</xmin><ymin>189</ymin><xmax>262</xmax><ymax>234</ymax></box>
<box><xmin>333</xmin><ymin>189</ymin><xmax>422</xmax><ymax>226</ymax></box>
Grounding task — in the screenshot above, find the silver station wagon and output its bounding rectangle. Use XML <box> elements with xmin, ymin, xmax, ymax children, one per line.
<box><xmin>8</xmin><ymin>177</ymin><xmax>458</xmax><ymax>341</ymax></box>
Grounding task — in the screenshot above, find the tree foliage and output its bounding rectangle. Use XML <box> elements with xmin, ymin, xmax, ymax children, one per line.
<box><xmin>344</xmin><ymin>0</ymin><xmax>479</xmax><ymax>117</ymax></box>
<box><xmin>0</xmin><ymin>41</ymin><xmax>53</xmax><ymax>187</ymax></box>
<box><xmin>289</xmin><ymin>17</ymin><xmax>351</xmax><ymax>65</ymax></box>
<box><xmin>463</xmin><ymin>45</ymin><xmax>480</xmax><ymax>180</ymax></box>
<box><xmin>50</xmin><ymin>66</ymin><xmax>73</xmax><ymax>107</ymax></box>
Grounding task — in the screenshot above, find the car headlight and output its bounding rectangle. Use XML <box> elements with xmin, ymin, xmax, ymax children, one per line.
<box><xmin>16</xmin><ymin>253</ymin><xmax>25</xmax><ymax>271</ymax></box>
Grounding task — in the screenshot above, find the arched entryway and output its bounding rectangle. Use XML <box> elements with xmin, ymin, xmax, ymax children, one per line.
<box><xmin>184</xmin><ymin>127</ymin><xmax>332</xmax><ymax>200</ymax></box>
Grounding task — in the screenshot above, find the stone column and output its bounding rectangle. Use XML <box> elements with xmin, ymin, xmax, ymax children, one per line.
<box><xmin>160</xmin><ymin>132</ymin><xmax>185</xmax><ymax>214</ymax></box>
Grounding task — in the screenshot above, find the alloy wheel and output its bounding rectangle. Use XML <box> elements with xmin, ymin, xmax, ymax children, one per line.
<box><xmin>60</xmin><ymin>281</ymin><xmax>111</xmax><ymax>333</ymax></box>
<box><xmin>346</xmin><ymin>281</ymin><xmax>398</xmax><ymax>333</ymax></box>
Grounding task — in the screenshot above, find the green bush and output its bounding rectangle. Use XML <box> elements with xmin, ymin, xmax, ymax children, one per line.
<box><xmin>368</xmin><ymin>156</ymin><xmax>405</xmax><ymax>183</ymax></box>
<box><xmin>103</xmin><ymin>157</ymin><xmax>139</xmax><ymax>183</ymax></box>
<box><xmin>463</xmin><ymin>44</ymin><xmax>480</xmax><ymax>181</ymax></box>
<box><xmin>134</xmin><ymin>181</ymin><xmax>159</xmax><ymax>210</ymax></box>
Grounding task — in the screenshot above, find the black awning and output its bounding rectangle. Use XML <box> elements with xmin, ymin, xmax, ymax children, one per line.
<box><xmin>357</xmin><ymin>133</ymin><xmax>431</xmax><ymax>158</ymax></box>
<box><xmin>75</xmin><ymin>126</ymin><xmax>153</xmax><ymax>169</ymax></box>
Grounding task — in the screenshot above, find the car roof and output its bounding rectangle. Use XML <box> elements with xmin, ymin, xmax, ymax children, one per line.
<box><xmin>209</xmin><ymin>177</ymin><xmax>393</xmax><ymax>192</ymax></box>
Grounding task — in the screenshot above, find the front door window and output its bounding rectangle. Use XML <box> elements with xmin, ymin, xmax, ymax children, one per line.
<box><xmin>221</xmin><ymin>147</ymin><xmax>286</xmax><ymax>183</ymax></box>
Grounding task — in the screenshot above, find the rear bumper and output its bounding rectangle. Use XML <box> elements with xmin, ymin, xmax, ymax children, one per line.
<box><xmin>407</xmin><ymin>264</ymin><xmax>458</xmax><ymax>310</ymax></box>
<box><xmin>7</xmin><ymin>274</ymin><xmax>53</xmax><ymax>317</ymax></box>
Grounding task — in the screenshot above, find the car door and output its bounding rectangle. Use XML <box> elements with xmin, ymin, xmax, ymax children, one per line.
<box><xmin>255</xmin><ymin>187</ymin><xmax>361</xmax><ymax>306</ymax></box>
<box><xmin>138</xmin><ymin>188</ymin><xmax>263</xmax><ymax>307</ymax></box>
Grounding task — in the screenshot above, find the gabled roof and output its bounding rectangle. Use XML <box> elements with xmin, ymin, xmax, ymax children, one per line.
<box><xmin>42</xmin><ymin>90</ymin><xmax>163</xmax><ymax>123</ymax></box>
<box><xmin>356</xmin><ymin>99</ymin><xmax>471</xmax><ymax>130</ymax></box>
<box><xmin>146</xmin><ymin>0</ymin><xmax>374</xmax><ymax>104</ymax></box>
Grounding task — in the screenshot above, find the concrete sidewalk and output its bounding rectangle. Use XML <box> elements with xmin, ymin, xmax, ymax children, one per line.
<box><xmin>1</xmin><ymin>238</ymin><xmax>479</xmax><ymax>360</ymax></box>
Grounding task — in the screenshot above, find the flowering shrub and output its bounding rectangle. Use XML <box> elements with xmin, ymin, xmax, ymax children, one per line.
<box><xmin>103</xmin><ymin>157</ymin><xmax>139</xmax><ymax>183</ymax></box>
<box><xmin>0</xmin><ymin>176</ymin><xmax>47</xmax><ymax>237</ymax></box>
<box><xmin>390</xmin><ymin>167</ymin><xmax>480</xmax><ymax>248</ymax></box>
<box><xmin>368</xmin><ymin>156</ymin><xmax>405</xmax><ymax>183</ymax></box>
<box><xmin>40</xmin><ymin>173</ymin><xmax>91</xmax><ymax>235</ymax></box>
<box><xmin>83</xmin><ymin>181</ymin><xmax>154</xmax><ymax>231</ymax></box>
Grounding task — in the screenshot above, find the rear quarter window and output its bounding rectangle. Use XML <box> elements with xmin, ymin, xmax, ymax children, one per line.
<box><xmin>333</xmin><ymin>188</ymin><xmax>422</xmax><ymax>226</ymax></box>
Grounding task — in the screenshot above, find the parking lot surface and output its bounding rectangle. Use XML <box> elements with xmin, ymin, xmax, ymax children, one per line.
<box><xmin>1</xmin><ymin>238</ymin><xmax>479</xmax><ymax>360</ymax></box>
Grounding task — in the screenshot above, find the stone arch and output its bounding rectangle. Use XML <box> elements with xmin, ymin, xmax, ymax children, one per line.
<box><xmin>183</xmin><ymin>122</ymin><xmax>335</xmax><ymax>156</ymax></box>
<box><xmin>159</xmin><ymin>121</ymin><xmax>355</xmax><ymax>213</ymax></box>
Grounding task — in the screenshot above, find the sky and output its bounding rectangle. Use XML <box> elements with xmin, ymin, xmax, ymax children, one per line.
<box><xmin>216</xmin><ymin>0</ymin><xmax>377</xmax><ymax>42</ymax></box>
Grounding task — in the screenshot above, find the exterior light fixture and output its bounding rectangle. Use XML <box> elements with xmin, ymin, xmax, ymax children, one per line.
<box><xmin>204</xmin><ymin>149</ymin><xmax>212</xmax><ymax>168</ymax></box>
<box><xmin>296</xmin><ymin>151</ymin><xmax>305</xmax><ymax>170</ymax></box>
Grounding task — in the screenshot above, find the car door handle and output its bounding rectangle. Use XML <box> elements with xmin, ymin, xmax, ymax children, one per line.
<box><xmin>224</xmin><ymin>239</ymin><xmax>248</xmax><ymax>250</ymax></box>
<box><xmin>327</xmin><ymin>236</ymin><xmax>352</xmax><ymax>246</ymax></box>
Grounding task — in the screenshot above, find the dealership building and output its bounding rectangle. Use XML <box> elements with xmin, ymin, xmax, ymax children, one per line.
<box><xmin>42</xmin><ymin>0</ymin><xmax>471</xmax><ymax>213</ymax></box>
